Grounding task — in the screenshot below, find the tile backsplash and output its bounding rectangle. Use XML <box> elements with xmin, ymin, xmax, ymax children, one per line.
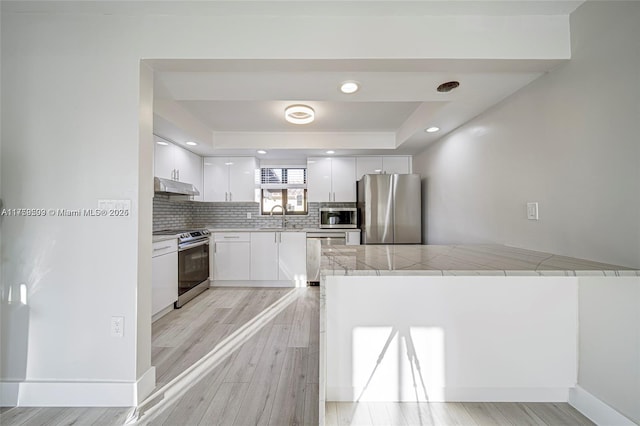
<box><xmin>153</xmin><ymin>194</ymin><xmax>355</xmax><ymax>231</ymax></box>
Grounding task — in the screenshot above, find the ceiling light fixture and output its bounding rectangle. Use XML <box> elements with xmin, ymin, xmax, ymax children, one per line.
<box><xmin>326</xmin><ymin>150</ymin><xmax>335</xmax><ymax>154</ymax></box>
<box><xmin>339</xmin><ymin>80</ymin><xmax>360</xmax><ymax>94</ymax></box>
<box><xmin>285</xmin><ymin>104</ymin><xmax>315</xmax><ymax>125</ymax></box>
<box><xmin>156</xmin><ymin>141</ymin><xmax>169</xmax><ymax>146</ymax></box>
<box><xmin>186</xmin><ymin>141</ymin><xmax>197</xmax><ymax>146</ymax></box>
<box><xmin>257</xmin><ymin>150</ymin><xmax>267</xmax><ymax>154</ymax></box>
<box><xmin>425</xmin><ymin>127</ymin><xmax>440</xmax><ymax>133</ymax></box>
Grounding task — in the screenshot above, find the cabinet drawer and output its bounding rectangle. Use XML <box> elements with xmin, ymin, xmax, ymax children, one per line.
<box><xmin>213</xmin><ymin>232</ymin><xmax>251</xmax><ymax>242</ymax></box>
<box><xmin>152</xmin><ymin>239</ymin><xmax>178</xmax><ymax>257</ymax></box>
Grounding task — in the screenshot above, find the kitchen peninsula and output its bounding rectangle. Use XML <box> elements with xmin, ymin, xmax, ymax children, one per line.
<box><xmin>319</xmin><ymin>244</ymin><xmax>639</xmax><ymax>425</ymax></box>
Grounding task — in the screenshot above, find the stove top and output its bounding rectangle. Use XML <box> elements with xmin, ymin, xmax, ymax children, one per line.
<box><xmin>154</xmin><ymin>228</ymin><xmax>210</xmax><ymax>243</ymax></box>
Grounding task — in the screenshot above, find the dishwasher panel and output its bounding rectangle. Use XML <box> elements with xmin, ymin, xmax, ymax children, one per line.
<box><xmin>306</xmin><ymin>232</ymin><xmax>346</xmax><ymax>283</ymax></box>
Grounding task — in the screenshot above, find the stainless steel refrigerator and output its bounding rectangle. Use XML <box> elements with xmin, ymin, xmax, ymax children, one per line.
<box><xmin>357</xmin><ymin>174</ymin><xmax>422</xmax><ymax>244</ymax></box>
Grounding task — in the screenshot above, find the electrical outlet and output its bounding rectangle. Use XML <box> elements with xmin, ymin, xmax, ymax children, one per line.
<box><xmin>111</xmin><ymin>316</ymin><xmax>124</xmax><ymax>337</ymax></box>
<box><xmin>246</xmin><ymin>212</ymin><xmax>251</xmax><ymax>219</ymax></box>
<box><xmin>527</xmin><ymin>202</ymin><xmax>539</xmax><ymax>220</ymax></box>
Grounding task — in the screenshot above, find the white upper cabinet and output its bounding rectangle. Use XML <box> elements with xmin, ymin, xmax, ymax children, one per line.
<box><xmin>382</xmin><ymin>156</ymin><xmax>411</xmax><ymax>175</ymax></box>
<box><xmin>153</xmin><ymin>136</ymin><xmax>204</xmax><ymax>200</ymax></box>
<box><xmin>154</xmin><ymin>140</ymin><xmax>176</xmax><ymax>180</ymax></box>
<box><xmin>307</xmin><ymin>158</ymin><xmax>332</xmax><ymax>202</ymax></box>
<box><xmin>355</xmin><ymin>157</ymin><xmax>383</xmax><ymax>180</ymax></box>
<box><xmin>307</xmin><ymin>157</ymin><xmax>356</xmax><ymax>202</ymax></box>
<box><xmin>203</xmin><ymin>157</ymin><xmax>257</xmax><ymax>202</ymax></box>
<box><xmin>356</xmin><ymin>156</ymin><xmax>411</xmax><ymax>180</ymax></box>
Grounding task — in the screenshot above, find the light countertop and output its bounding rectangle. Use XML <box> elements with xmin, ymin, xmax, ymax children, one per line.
<box><xmin>206</xmin><ymin>227</ymin><xmax>360</xmax><ymax>233</ymax></box>
<box><xmin>152</xmin><ymin>234</ymin><xmax>180</xmax><ymax>243</ymax></box>
<box><xmin>320</xmin><ymin>244</ymin><xmax>639</xmax><ymax>276</ymax></box>
<box><xmin>153</xmin><ymin>227</ymin><xmax>360</xmax><ymax>242</ymax></box>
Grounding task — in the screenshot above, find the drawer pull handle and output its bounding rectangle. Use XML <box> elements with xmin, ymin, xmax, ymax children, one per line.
<box><xmin>153</xmin><ymin>245</ymin><xmax>172</xmax><ymax>251</ymax></box>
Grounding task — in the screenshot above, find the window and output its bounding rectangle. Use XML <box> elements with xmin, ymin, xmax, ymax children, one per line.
<box><xmin>258</xmin><ymin>168</ymin><xmax>307</xmax><ymax>215</ymax></box>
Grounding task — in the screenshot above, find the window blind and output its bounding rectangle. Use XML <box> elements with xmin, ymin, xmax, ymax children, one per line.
<box><xmin>257</xmin><ymin>168</ymin><xmax>307</xmax><ymax>188</ymax></box>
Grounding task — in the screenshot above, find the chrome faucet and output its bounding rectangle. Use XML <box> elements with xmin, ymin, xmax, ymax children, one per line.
<box><xmin>270</xmin><ymin>204</ymin><xmax>287</xmax><ymax>228</ymax></box>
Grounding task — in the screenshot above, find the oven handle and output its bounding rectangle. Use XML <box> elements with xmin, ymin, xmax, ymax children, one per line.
<box><xmin>178</xmin><ymin>240</ymin><xmax>210</xmax><ymax>251</ymax></box>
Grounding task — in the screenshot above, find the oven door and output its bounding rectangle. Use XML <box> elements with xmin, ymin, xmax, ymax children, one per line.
<box><xmin>178</xmin><ymin>241</ymin><xmax>210</xmax><ymax>296</ymax></box>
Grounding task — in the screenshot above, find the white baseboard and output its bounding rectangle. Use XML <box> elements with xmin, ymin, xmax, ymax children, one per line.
<box><xmin>210</xmin><ymin>280</ymin><xmax>295</xmax><ymax>288</ymax></box>
<box><xmin>135</xmin><ymin>367</ymin><xmax>156</xmax><ymax>405</ymax></box>
<box><xmin>327</xmin><ymin>386</ymin><xmax>570</xmax><ymax>402</ymax></box>
<box><xmin>1</xmin><ymin>380</ymin><xmax>140</xmax><ymax>407</ymax></box>
<box><xmin>569</xmin><ymin>386</ymin><xmax>637</xmax><ymax>426</ymax></box>
<box><xmin>1</xmin><ymin>382</ymin><xmax>19</xmax><ymax>406</ymax></box>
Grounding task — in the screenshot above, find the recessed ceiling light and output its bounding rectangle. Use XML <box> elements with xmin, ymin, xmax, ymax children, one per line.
<box><xmin>186</xmin><ymin>141</ymin><xmax>197</xmax><ymax>146</ymax></box>
<box><xmin>225</xmin><ymin>162</ymin><xmax>234</xmax><ymax>166</ymax></box>
<box><xmin>156</xmin><ymin>141</ymin><xmax>169</xmax><ymax>146</ymax></box>
<box><xmin>326</xmin><ymin>150</ymin><xmax>335</xmax><ymax>154</ymax></box>
<box><xmin>285</xmin><ymin>104</ymin><xmax>315</xmax><ymax>124</ymax></box>
<box><xmin>339</xmin><ymin>80</ymin><xmax>359</xmax><ymax>94</ymax></box>
<box><xmin>425</xmin><ymin>127</ymin><xmax>440</xmax><ymax>133</ymax></box>
<box><xmin>257</xmin><ymin>150</ymin><xmax>267</xmax><ymax>154</ymax></box>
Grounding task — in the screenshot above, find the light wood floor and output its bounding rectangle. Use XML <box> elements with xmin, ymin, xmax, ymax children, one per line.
<box><xmin>325</xmin><ymin>401</ymin><xmax>595</xmax><ymax>426</ymax></box>
<box><xmin>1</xmin><ymin>286</ymin><xmax>596</xmax><ymax>426</ymax></box>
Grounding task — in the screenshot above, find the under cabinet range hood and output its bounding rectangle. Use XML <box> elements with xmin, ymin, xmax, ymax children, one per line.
<box><xmin>154</xmin><ymin>177</ymin><xmax>200</xmax><ymax>196</ymax></box>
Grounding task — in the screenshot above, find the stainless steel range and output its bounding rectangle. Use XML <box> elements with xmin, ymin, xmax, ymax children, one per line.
<box><xmin>154</xmin><ymin>229</ymin><xmax>210</xmax><ymax>308</ymax></box>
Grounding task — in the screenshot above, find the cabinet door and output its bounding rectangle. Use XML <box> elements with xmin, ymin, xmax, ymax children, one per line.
<box><xmin>382</xmin><ymin>156</ymin><xmax>411</xmax><ymax>175</ymax></box>
<box><xmin>356</xmin><ymin>157</ymin><xmax>383</xmax><ymax>180</ymax></box>
<box><xmin>174</xmin><ymin>148</ymin><xmax>203</xmax><ymax>201</ymax></box>
<box><xmin>152</xmin><ymin>251</ymin><xmax>178</xmax><ymax>316</ymax></box>
<box><xmin>278</xmin><ymin>232</ymin><xmax>307</xmax><ymax>283</ymax></box>
<box><xmin>154</xmin><ymin>139</ymin><xmax>175</xmax><ymax>180</ymax></box>
<box><xmin>203</xmin><ymin>157</ymin><xmax>230</xmax><ymax>202</ymax></box>
<box><xmin>307</xmin><ymin>157</ymin><xmax>332</xmax><ymax>202</ymax></box>
<box><xmin>213</xmin><ymin>242</ymin><xmax>250</xmax><ymax>280</ymax></box>
<box><xmin>250</xmin><ymin>232</ymin><xmax>278</xmax><ymax>280</ymax></box>
<box><xmin>346</xmin><ymin>231</ymin><xmax>361</xmax><ymax>246</ymax></box>
<box><xmin>331</xmin><ymin>157</ymin><xmax>356</xmax><ymax>202</ymax></box>
<box><xmin>228</xmin><ymin>157</ymin><xmax>257</xmax><ymax>202</ymax></box>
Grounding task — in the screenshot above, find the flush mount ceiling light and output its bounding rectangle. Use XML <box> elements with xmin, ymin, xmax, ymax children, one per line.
<box><xmin>257</xmin><ymin>150</ymin><xmax>267</xmax><ymax>154</ymax></box>
<box><xmin>425</xmin><ymin>127</ymin><xmax>440</xmax><ymax>133</ymax></box>
<box><xmin>186</xmin><ymin>141</ymin><xmax>198</xmax><ymax>146</ymax></box>
<box><xmin>326</xmin><ymin>150</ymin><xmax>335</xmax><ymax>154</ymax></box>
<box><xmin>156</xmin><ymin>141</ymin><xmax>169</xmax><ymax>146</ymax></box>
<box><xmin>339</xmin><ymin>80</ymin><xmax>359</xmax><ymax>94</ymax></box>
<box><xmin>285</xmin><ymin>104</ymin><xmax>315</xmax><ymax>124</ymax></box>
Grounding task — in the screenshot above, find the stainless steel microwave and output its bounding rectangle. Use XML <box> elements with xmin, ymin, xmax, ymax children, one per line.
<box><xmin>319</xmin><ymin>207</ymin><xmax>358</xmax><ymax>229</ymax></box>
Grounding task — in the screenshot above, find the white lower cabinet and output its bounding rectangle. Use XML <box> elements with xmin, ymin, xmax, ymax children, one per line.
<box><xmin>152</xmin><ymin>240</ymin><xmax>178</xmax><ymax>317</ymax></box>
<box><xmin>212</xmin><ymin>231</ymin><xmax>306</xmax><ymax>285</ymax></box>
<box><xmin>212</xmin><ymin>233</ymin><xmax>251</xmax><ymax>281</ymax></box>
<box><xmin>250</xmin><ymin>232</ymin><xmax>279</xmax><ymax>280</ymax></box>
<box><xmin>249</xmin><ymin>231</ymin><xmax>306</xmax><ymax>284</ymax></box>
<box><xmin>278</xmin><ymin>232</ymin><xmax>307</xmax><ymax>283</ymax></box>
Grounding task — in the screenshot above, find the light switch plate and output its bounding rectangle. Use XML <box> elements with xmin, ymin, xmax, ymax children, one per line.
<box><xmin>527</xmin><ymin>202</ymin><xmax>539</xmax><ymax>220</ymax></box>
<box><xmin>246</xmin><ymin>212</ymin><xmax>251</xmax><ymax>219</ymax></box>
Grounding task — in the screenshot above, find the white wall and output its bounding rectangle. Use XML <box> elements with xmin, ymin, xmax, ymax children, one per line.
<box><xmin>413</xmin><ymin>2</ymin><xmax>640</xmax><ymax>269</ymax></box>
<box><xmin>575</xmin><ymin>278</ymin><xmax>640</xmax><ymax>424</ymax></box>
<box><xmin>0</xmin><ymin>2</ymin><xmax>574</xmax><ymax>406</ymax></box>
